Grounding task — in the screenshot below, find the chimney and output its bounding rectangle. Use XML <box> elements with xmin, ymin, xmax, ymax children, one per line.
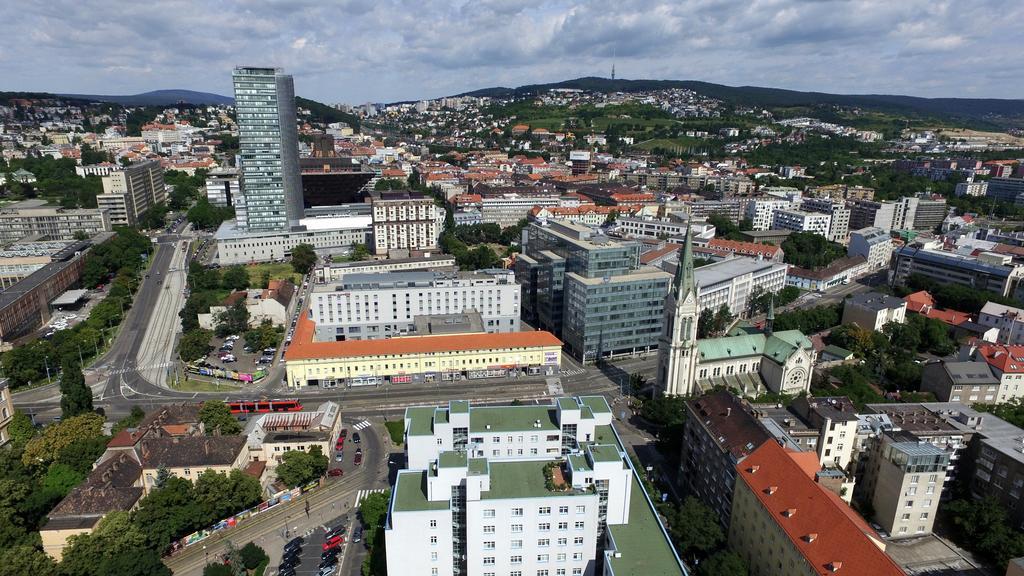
<box><xmin>783</xmin><ymin>508</ymin><xmax>797</xmax><ymax>517</ymax></box>
<box><xmin>765</xmin><ymin>485</ymin><xmax>778</xmax><ymax>495</ymax></box>
<box><xmin>828</xmin><ymin>561</ymin><xmax>842</xmax><ymax>572</ymax></box>
<box><xmin>748</xmin><ymin>465</ymin><xmax>760</xmax><ymax>474</ymax></box>
<box><xmin>804</xmin><ymin>533</ymin><xmax>818</xmax><ymax>543</ymax></box>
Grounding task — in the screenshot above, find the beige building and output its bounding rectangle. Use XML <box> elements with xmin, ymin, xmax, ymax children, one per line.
<box><xmin>245</xmin><ymin>401</ymin><xmax>342</xmax><ymax>467</ymax></box>
<box><xmin>98</xmin><ymin>159</ymin><xmax>166</xmax><ymax>227</ymax></box>
<box><xmin>0</xmin><ymin>199</ymin><xmax>111</xmax><ymax>243</ymax></box>
<box><xmin>842</xmin><ymin>292</ymin><xmax>907</xmax><ymax>331</ymax></box>
<box><xmin>730</xmin><ymin>441</ymin><xmax>905</xmax><ymax>576</ymax></box>
<box><xmin>0</xmin><ymin>379</ymin><xmax>13</xmax><ymax>445</ymax></box>
<box><xmin>856</xmin><ymin>431</ymin><xmax>949</xmax><ymax>538</ymax></box>
<box><xmin>370</xmin><ymin>190</ymin><xmax>441</xmax><ymax>256</ymax></box>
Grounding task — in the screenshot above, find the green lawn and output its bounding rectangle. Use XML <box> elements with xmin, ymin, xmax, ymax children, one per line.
<box><xmin>634</xmin><ymin>137</ymin><xmax>703</xmax><ymax>152</ymax></box>
<box><xmin>169</xmin><ymin>376</ymin><xmax>242</xmax><ymax>392</ymax></box>
<box><xmin>243</xmin><ymin>262</ymin><xmax>303</xmax><ymax>287</ymax></box>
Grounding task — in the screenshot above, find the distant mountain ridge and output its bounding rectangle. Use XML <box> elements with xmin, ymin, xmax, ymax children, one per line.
<box><xmin>455</xmin><ymin>76</ymin><xmax>1024</xmax><ymax>125</ymax></box>
<box><xmin>58</xmin><ymin>89</ymin><xmax>234</xmax><ymax>106</ymax></box>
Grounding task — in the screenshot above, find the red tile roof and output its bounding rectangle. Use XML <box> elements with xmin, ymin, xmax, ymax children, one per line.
<box><xmin>904</xmin><ymin>291</ymin><xmax>972</xmax><ymax>326</ymax></box>
<box><xmin>707</xmin><ymin>238</ymin><xmax>780</xmax><ymax>259</ymax></box>
<box><xmin>738</xmin><ymin>441</ymin><xmax>904</xmax><ymax>576</ymax></box>
<box><xmin>640</xmin><ymin>243</ymin><xmax>682</xmax><ymax>265</ymax></box>
<box><xmin>976</xmin><ymin>344</ymin><xmax>1024</xmax><ymax>373</ymax></box>
<box><xmin>285</xmin><ymin>310</ymin><xmax>562</xmax><ymax>361</ymax></box>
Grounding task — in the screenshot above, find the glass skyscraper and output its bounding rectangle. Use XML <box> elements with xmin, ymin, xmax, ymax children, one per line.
<box><xmin>232</xmin><ymin>66</ymin><xmax>303</xmax><ymax>232</ymax></box>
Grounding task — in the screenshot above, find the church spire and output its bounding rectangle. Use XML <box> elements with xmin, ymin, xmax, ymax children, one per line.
<box><xmin>673</xmin><ymin>225</ymin><xmax>695</xmax><ymax>299</ymax></box>
<box><xmin>765</xmin><ymin>294</ymin><xmax>775</xmax><ymax>336</ymax></box>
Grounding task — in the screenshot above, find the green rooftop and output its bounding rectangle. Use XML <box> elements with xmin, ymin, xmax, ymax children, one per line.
<box><xmin>438</xmin><ymin>451</ymin><xmax>467</xmax><ymax>468</ymax></box>
<box><xmin>434</xmin><ymin>408</ymin><xmax>449</xmax><ymax>424</ymax></box>
<box><xmin>592</xmin><ymin>425</ymin><xmax>617</xmax><ymax>446</ymax></box>
<box><xmin>450</xmin><ymin>400</ymin><xmax>469</xmax><ymax>414</ymax></box>
<box><xmin>469</xmin><ymin>405</ymin><xmax>559</xmax><ymax>433</ymax></box>
<box><xmin>588</xmin><ymin>444</ymin><xmax>622</xmax><ymax>464</ymax></box>
<box><xmin>468</xmin><ymin>458</ymin><xmax>488</xmax><ymax>476</ymax></box>
<box><xmin>482</xmin><ymin>460</ymin><xmax>588</xmax><ymax>500</ymax></box>
<box><xmin>406</xmin><ymin>407</ymin><xmax>437</xmax><ymax>436</ymax></box>
<box><xmin>557</xmin><ymin>397</ymin><xmax>579</xmax><ymax>411</ymax></box>
<box><xmin>568</xmin><ymin>453</ymin><xmax>592</xmax><ymax>472</ymax></box>
<box><xmin>579</xmin><ymin>395</ymin><xmax>611</xmax><ymax>415</ymax></box>
<box><xmin>822</xmin><ymin>344</ymin><xmax>855</xmax><ymax>359</ymax></box>
<box><xmin>392</xmin><ymin>471</ymin><xmax>450</xmax><ymax>513</ymax></box>
<box><xmin>697</xmin><ymin>329</ymin><xmax>811</xmax><ymax>365</ymax></box>
<box><xmin>605</xmin><ymin>476</ymin><xmax>685</xmax><ymax>576</ymax></box>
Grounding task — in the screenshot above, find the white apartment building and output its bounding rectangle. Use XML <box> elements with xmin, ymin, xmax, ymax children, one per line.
<box><xmin>310</xmin><ymin>269</ymin><xmax>520</xmax><ymax>341</ymax></box>
<box><xmin>387</xmin><ymin>397</ymin><xmax>685</xmax><ymax>576</ymax></box>
<box><xmin>481</xmin><ymin>193</ymin><xmax>561</xmax><ymax>228</ymax></box>
<box><xmin>0</xmin><ymin>200</ymin><xmax>112</xmax><ymax>244</ymax></box>
<box><xmin>800</xmin><ymin>197</ymin><xmax>851</xmax><ymax>243</ymax></box>
<box><xmin>214</xmin><ymin>216</ymin><xmax>371</xmax><ymax>265</ymax></box>
<box><xmin>744</xmin><ymin>199</ymin><xmax>793</xmax><ymax>230</ymax></box>
<box><xmin>770</xmin><ymin>208</ymin><xmax>831</xmax><ymax>237</ymax></box>
<box><xmin>842</xmin><ymin>292</ymin><xmax>907</xmax><ymax>331</ymax></box>
<box><xmin>691</xmin><ymin>257</ymin><xmax>789</xmax><ymax>316</ymax></box>
<box><xmin>978</xmin><ymin>302</ymin><xmax>1024</xmax><ymax>346</ymax></box>
<box><xmin>614</xmin><ymin>216</ymin><xmax>715</xmax><ymax>241</ymax></box>
<box><xmin>848</xmin><ymin>227</ymin><xmax>893</xmax><ymax>271</ymax></box>
<box><xmin>97</xmin><ymin>160</ymin><xmax>166</xmax><ymax>227</ymax></box>
<box><xmin>74</xmin><ymin>163</ymin><xmax>120</xmax><ymax>178</ymax></box>
<box><xmin>956</xmin><ymin>180</ymin><xmax>988</xmax><ymax>197</ymax></box>
<box><xmin>205</xmin><ymin>167</ymin><xmax>240</xmax><ymax>208</ymax></box>
<box><xmin>371</xmin><ymin>190</ymin><xmax>441</xmax><ymax>256</ymax></box>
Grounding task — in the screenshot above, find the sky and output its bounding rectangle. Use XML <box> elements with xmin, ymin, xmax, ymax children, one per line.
<box><xmin>3</xmin><ymin>0</ymin><xmax>1022</xmax><ymax>104</ymax></box>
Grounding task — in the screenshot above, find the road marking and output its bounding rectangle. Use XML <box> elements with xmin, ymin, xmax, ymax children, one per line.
<box><xmin>354</xmin><ymin>489</ymin><xmax>387</xmax><ymax>507</ymax></box>
<box><xmin>352</xmin><ymin>420</ymin><xmax>372</xmax><ymax>431</ymax></box>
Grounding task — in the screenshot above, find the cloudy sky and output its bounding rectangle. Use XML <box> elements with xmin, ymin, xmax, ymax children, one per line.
<box><xmin>3</xmin><ymin>0</ymin><xmax>1022</xmax><ymax>104</ymax></box>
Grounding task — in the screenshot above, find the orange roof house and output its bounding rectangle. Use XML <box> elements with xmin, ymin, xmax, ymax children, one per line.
<box><xmin>903</xmin><ymin>291</ymin><xmax>972</xmax><ymax>327</ymax></box>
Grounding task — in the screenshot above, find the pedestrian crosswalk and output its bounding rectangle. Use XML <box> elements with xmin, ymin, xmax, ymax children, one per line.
<box><xmin>355</xmin><ymin>489</ymin><xmax>387</xmax><ymax>507</ymax></box>
<box><xmin>352</xmin><ymin>420</ymin><xmax>372</xmax><ymax>431</ymax></box>
<box><xmin>560</xmin><ymin>368</ymin><xmax>585</xmax><ymax>377</ymax></box>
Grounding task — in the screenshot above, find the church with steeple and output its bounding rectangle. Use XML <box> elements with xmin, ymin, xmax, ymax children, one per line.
<box><xmin>657</xmin><ymin>227</ymin><xmax>816</xmax><ymax>397</ymax></box>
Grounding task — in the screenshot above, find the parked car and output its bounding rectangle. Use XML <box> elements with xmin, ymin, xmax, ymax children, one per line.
<box><xmin>322</xmin><ymin>534</ymin><xmax>344</xmax><ymax>551</ymax></box>
<box><xmin>328</xmin><ymin>468</ymin><xmax>343</xmax><ymax>477</ymax></box>
<box><xmin>339</xmin><ymin>429</ymin><xmax>349</xmax><ymax>440</ymax></box>
<box><xmin>284</xmin><ymin>537</ymin><xmax>304</xmax><ymax>552</ymax></box>
<box><xmin>318</xmin><ymin>565</ymin><xmax>336</xmax><ymax>576</ymax></box>
<box><xmin>320</xmin><ymin>549</ymin><xmax>339</xmax><ymax>562</ymax></box>
<box><xmin>352</xmin><ymin>432</ymin><xmax>361</xmax><ymax>444</ymax></box>
<box><xmin>352</xmin><ymin>525</ymin><xmax>363</xmax><ymax>543</ymax></box>
<box><xmin>353</xmin><ymin>449</ymin><xmax>363</xmax><ymax>466</ymax></box>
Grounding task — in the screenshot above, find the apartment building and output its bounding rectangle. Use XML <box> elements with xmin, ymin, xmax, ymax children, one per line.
<box><xmin>891</xmin><ymin>245</ymin><xmax>1024</xmax><ymax>298</ymax></box>
<box><xmin>481</xmin><ymin>192</ymin><xmax>561</xmax><ymax>227</ymax></box>
<box><xmin>849</xmin><ymin>200</ymin><xmax>902</xmax><ymax>232</ymax></box>
<box><xmin>371</xmin><ymin>190</ymin><xmax>441</xmax><ymax>256</ymax></box>
<box><xmin>977</xmin><ymin>302</ymin><xmax>1024</xmax><ymax>345</ymax></box>
<box><xmin>705</xmin><ymin>238</ymin><xmax>784</xmax><ymax>262</ymax></box>
<box><xmin>744</xmin><ymin>198</ymin><xmax>793</xmax><ymax>230</ymax></box>
<box><xmin>968</xmin><ymin>343</ymin><xmax>1024</xmax><ymax>403</ymax></box>
<box><xmin>214</xmin><ymin>217</ymin><xmax>371</xmax><ymax>265</ymax></box>
<box><xmin>857</xmin><ymin>431</ymin><xmax>949</xmax><ymax>538</ymax></box>
<box><xmin>730</xmin><ymin>441</ymin><xmax>906</xmax><ymax>576</ymax></box>
<box><xmin>0</xmin><ymin>199</ymin><xmax>111</xmax><ymax>243</ymax></box>
<box><xmin>680</xmin><ymin>391</ymin><xmax>771</xmax><ymax>526</ymax></box>
<box><xmin>800</xmin><ymin>197</ymin><xmax>851</xmax><ymax>243</ymax></box>
<box><xmin>309</xmin><ymin>270</ymin><xmax>520</xmax><ymax>341</ymax></box>
<box><xmin>847</xmin><ymin>227</ymin><xmax>892</xmax><ymax>271</ymax></box>
<box><xmin>614</xmin><ymin>216</ymin><xmax>715</xmax><ymax>241</ymax></box>
<box><xmin>690</xmin><ymin>257</ymin><xmax>789</xmax><ymax>317</ymax></box>
<box><xmin>987</xmin><ymin>177</ymin><xmax>1024</xmax><ymax>203</ymax></box>
<box><xmin>956</xmin><ymin>180</ymin><xmax>988</xmax><ymax>197</ymax></box>
<box><xmin>387</xmin><ymin>397</ymin><xmax>685</xmax><ymax>576</ymax></box>
<box><xmin>315</xmin><ymin>254</ymin><xmax>457</xmax><ymax>284</ymax></box>
<box><xmin>771</xmin><ymin>208</ymin><xmax>831</xmax><ymax>238</ymax></box>
<box><xmin>841</xmin><ymin>292</ymin><xmax>907</xmax><ymax>331</ymax></box>
<box><xmin>97</xmin><ymin>159</ymin><xmax>167</xmax><ymax>227</ymax></box>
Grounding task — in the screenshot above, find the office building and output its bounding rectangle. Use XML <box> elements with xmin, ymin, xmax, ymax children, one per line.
<box><xmin>901</xmin><ymin>195</ymin><xmax>947</xmax><ymax>231</ymax></box>
<box><xmin>744</xmin><ymin>199</ymin><xmax>793</xmax><ymax>230</ymax></box>
<box><xmin>315</xmin><ymin>254</ymin><xmax>457</xmax><ymax>284</ymax></box>
<box><xmin>370</xmin><ymin>190</ymin><xmax>441</xmax><ymax>256</ymax></box>
<box><xmin>515</xmin><ymin>220</ymin><xmax>671</xmax><ymax>363</ymax></box>
<box><xmin>0</xmin><ymin>200</ymin><xmax>111</xmax><ymax>244</ymax></box>
<box><xmin>800</xmin><ymin>197</ymin><xmax>850</xmax><ymax>243</ymax></box>
<box><xmin>205</xmin><ymin>167</ymin><xmax>240</xmax><ymax>208</ymax></box>
<box><xmin>858</xmin><ymin>431</ymin><xmax>949</xmax><ymax>538</ymax></box>
<box><xmin>987</xmin><ymin>177</ymin><xmax>1024</xmax><ymax>203</ymax></box>
<box><xmin>786</xmin><ymin>256</ymin><xmax>868</xmax><ymax>293</ymax></box>
<box><xmin>387</xmin><ymin>397</ymin><xmax>686</xmax><ymax>576</ymax></box>
<box><xmin>300</xmin><ymin>136</ymin><xmax>374</xmax><ymax>207</ymax></box>
<box><xmin>847</xmin><ymin>227</ymin><xmax>892</xmax><ymax>271</ymax></box>
<box><xmin>977</xmin><ymin>302</ymin><xmax>1024</xmax><ymax>345</ymax></box>
<box><xmin>569</xmin><ymin>150</ymin><xmax>592</xmax><ymax>175</ymax></box>
<box><xmin>309</xmin><ymin>270</ymin><xmax>520</xmax><ymax>341</ymax></box>
<box><xmin>891</xmin><ymin>245</ymin><xmax>1024</xmax><ymax>298</ymax></box>
<box><xmin>807</xmin><ymin>184</ymin><xmax>875</xmax><ymax>201</ymax></box>
<box><xmin>842</xmin><ymin>292</ymin><xmax>907</xmax><ymax>331</ymax></box>
<box><xmin>97</xmin><ymin>159</ymin><xmax>166</xmax><ymax>227</ymax></box>
<box><xmin>284</xmin><ymin>311</ymin><xmax>561</xmax><ymax>388</ymax></box>
<box><xmin>679</xmin><ymin>391</ymin><xmax>770</xmax><ymax>526</ymax></box>
<box><xmin>849</xmin><ymin>200</ymin><xmax>901</xmax><ymax>233</ymax></box>
<box><xmin>920</xmin><ymin>361</ymin><xmax>1000</xmax><ymax>404</ymax></box>
<box><xmin>232</xmin><ymin>66</ymin><xmax>303</xmax><ymax>232</ymax></box>
<box><xmin>771</xmin><ymin>208</ymin><xmax>831</xmax><ymax>238</ymax></box>
<box><xmin>956</xmin><ymin>180</ymin><xmax>988</xmax><ymax>197</ymax></box>
<box><xmin>214</xmin><ymin>215</ymin><xmax>371</xmax><ymax>265</ymax></box>
<box><xmin>691</xmin><ymin>257</ymin><xmax>789</xmax><ymax>317</ymax></box>
<box><xmin>480</xmin><ymin>191</ymin><xmax>561</xmax><ymax>228</ymax></box>
<box><xmin>0</xmin><ymin>240</ymin><xmax>75</xmax><ymax>289</ymax></box>
<box><xmin>615</xmin><ymin>216</ymin><xmax>715</xmax><ymax>241</ymax></box>
<box><xmin>730</xmin><ymin>441</ymin><xmax>906</xmax><ymax>576</ymax></box>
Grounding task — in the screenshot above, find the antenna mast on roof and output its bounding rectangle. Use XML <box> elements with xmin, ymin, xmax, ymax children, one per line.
<box><xmin>611</xmin><ymin>47</ymin><xmax>616</xmax><ymax>81</ymax></box>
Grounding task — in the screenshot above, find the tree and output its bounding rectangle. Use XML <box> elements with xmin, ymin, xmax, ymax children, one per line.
<box><xmin>0</xmin><ymin>545</ymin><xmax>56</xmax><ymax>576</ymax></box>
<box><xmin>239</xmin><ymin>542</ymin><xmax>269</xmax><ymax>570</ymax></box>
<box><xmin>132</xmin><ymin>477</ymin><xmax>204</xmax><ymax>552</ymax></box>
<box><xmin>348</xmin><ymin>243</ymin><xmax>371</xmax><ymax>262</ymax></box>
<box><xmin>60</xmin><ymin>510</ymin><xmax>151</xmax><ymax>576</ymax></box>
<box><xmin>781</xmin><ymin>232</ymin><xmax>846</xmax><ymax>269</ymax></box>
<box><xmin>59</xmin><ymin>359</ymin><xmax>93</xmax><ymax>418</ymax></box>
<box><xmin>215</xmin><ymin>300</ymin><xmax>250</xmax><ymax>338</ymax></box>
<box><xmin>290</xmin><ymin>243</ymin><xmax>317</xmax><ymax>274</ymax></box>
<box><xmin>179</xmin><ymin>328</ymin><xmax>213</xmax><ymax>362</ymax></box>
<box><xmin>154</xmin><ymin>465</ymin><xmax>172</xmax><ymax>489</ymax></box>
<box><xmin>198</xmin><ymin>401</ymin><xmax>242</xmax><ymax>436</ymax></box>
<box><xmin>276</xmin><ymin>445</ymin><xmax>328</xmax><ymax>487</ymax></box>
<box><xmin>244</xmin><ymin>320</ymin><xmax>283</xmax><ymax>352</ymax></box>
<box><xmin>112</xmin><ymin>405</ymin><xmax>146</xmax><ymax>434</ymax></box>
<box><xmin>221</xmin><ymin>266</ymin><xmax>250</xmax><ymax>291</ymax></box>
<box><xmin>22</xmin><ymin>412</ymin><xmax>104</xmax><ymax>468</ymax></box>
<box><xmin>97</xmin><ymin>549</ymin><xmax>171</xmax><ymax>576</ymax></box>
<box><xmin>374</xmin><ymin>178</ymin><xmax>405</xmax><ymax>190</ymax></box>
<box><xmin>193</xmin><ymin>469</ymin><xmax>262</xmax><ymax>521</ymax></box>
<box><xmin>6</xmin><ymin>410</ymin><xmax>36</xmax><ymax>446</ymax></box>
<box><xmin>203</xmin><ymin>564</ymin><xmax>232</xmax><ymax>576</ymax></box>
<box><xmin>360</xmin><ymin>490</ymin><xmax>392</xmax><ymax>576</ymax></box>
<box><xmin>662</xmin><ymin>497</ymin><xmax>724</xmax><ymax>560</ymax></box>
<box><xmin>697</xmin><ymin>550</ymin><xmax>748</xmax><ymax>576</ymax></box>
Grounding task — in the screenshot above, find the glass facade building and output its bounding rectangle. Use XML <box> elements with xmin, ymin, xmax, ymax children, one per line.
<box><xmin>232</xmin><ymin>67</ymin><xmax>303</xmax><ymax>232</ymax></box>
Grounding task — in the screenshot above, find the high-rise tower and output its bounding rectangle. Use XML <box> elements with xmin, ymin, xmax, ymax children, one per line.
<box><xmin>232</xmin><ymin>66</ymin><xmax>303</xmax><ymax>232</ymax></box>
<box><xmin>656</xmin><ymin>226</ymin><xmax>700</xmax><ymax>396</ymax></box>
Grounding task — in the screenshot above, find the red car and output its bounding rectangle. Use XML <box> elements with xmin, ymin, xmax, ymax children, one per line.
<box><xmin>328</xmin><ymin>468</ymin><xmax>343</xmax><ymax>477</ymax></box>
<box><xmin>322</xmin><ymin>534</ymin><xmax>345</xmax><ymax>551</ymax></box>
<box><xmin>353</xmin><ymin>449</ymin><xmax>363</xmax><ymax>466</ymax></box>
<box><xmin>339</xmin><ymin>429</ymin><xmax>349</xmax><ymax>440</ymax></box>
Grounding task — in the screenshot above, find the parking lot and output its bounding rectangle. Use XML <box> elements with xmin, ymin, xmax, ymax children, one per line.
<box><xmin>201</xmin><ymin>333</ymin><xmax>280</xmax><ymax>376</ymax></box>
<box><xmin>36</xmin><ymin>284</ymin><xmax>110</xmax><ymax>342</ymax></box>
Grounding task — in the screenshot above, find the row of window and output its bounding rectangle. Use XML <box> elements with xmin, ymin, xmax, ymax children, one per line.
<box><xmin>481</xmin><ymin>521</ymin><xmax>585</xmax><ymax>533</ymax></box>
<box><xmin>481</xmin><ymin>537</ymin><xmax>585</xmax><ymax>549</ymax></box>
<box><xmin>483</xmin><ymin>553</ymin><xmax>585</xmax><ymax>564</ymax></box>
